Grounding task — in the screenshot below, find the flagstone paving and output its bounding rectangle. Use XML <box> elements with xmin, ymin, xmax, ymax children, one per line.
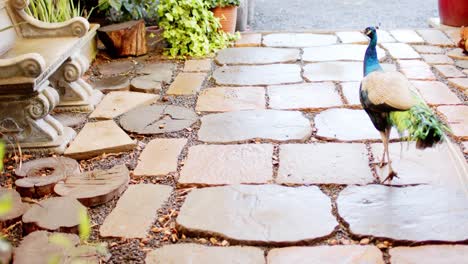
<box><xmin>267</xmin><ymin>83</ymin><xmax>343</xmax><ymax>110</ymax></box>
<box><xmin>337</xmin><ymin>185</ymin><xmax>468</xmax><ymax>242</ymax></box>
<box><xmin>146</xmin><ymin>244</ymin><xmax>265</xmax><ymax>264</ymax></box>
<box><xmin>262</xmin><ymin>33</ymin><xmax>337</xmax><ymax>47</ymax></box>
<box><xmin>133</xmin><ymin>139</ymin><xmax>187</xmax><ymax>177</ymax></box>
<box><xmin>196</xmin><ymin>87</ymin><xmax>266</xmax><ymax>112</ymax></box>
<box><xmin>213</xmin><ymin>64</ymin><xmax>302</xmax><ymax>86</ymax></box>
<box><xmin>89</xmin><ymin>91</ymin><xmax>159</xmax><ymax>120</ymax></box>
<box><xmin>215</xmin><ymin>47</ymin><xmax>300</xmax><ymax>65</ymax></box>
<box><xmin>278</xmin><ymin>143</ymin><xmax>373</xmax><ymax>185</ymax></box>
<box><xmin>27</xmin><ymin>30</ymin><xmax>468</xmax><ymax>263</ymax></box>
<box><xmin>302</xmin><ymin>44</ymin><xmax>386</xmax><ymax>62</ymax></box>
<box><xmin>389</xmin><ymin>29</ymin><xmax>424</xmax><ymax>44</ymax></box>
<box><xmin>390</xmin><ymin>245</ymin><xmax>468</xmax><ymax>264</ymax></box>
<box><xmin>177</xmin><ymin>185</ymin><xmax>337</xmax><ymax>245</ymax></box>
<box><xmin>130</xmin><ymin>75</ymin><xmax>162</xmax><ymax>93</ymax></box>
<box><xmin>315</xmin><ymin>109</ymin><xmax>398</xmax><ymax>141</ymax></box>
<box><xmin>371</xmin><ymin>142</ymin><xmax>465</xmax><ymax>187</ymax></box>
<box><xmin>198</xmin><ymin>110</ymin><xmax>312</xmax><ymax>143</ymax></box>
<box><xmin>268</xmin><ymin>246</ymin><xmax>385</xmax><ymax>264</ymax></box>
<box><xmin>179</xmin><ymin>144</ymin><xmax>273</xmax><ymax>186</ymax></box>
<box><xmin>100</xmin><ymin>184</ymin><xmax>172</xmax><ymax>239</ymax></box>
<box><xmin>64</xmin><ymin>120</ymin><xmax>136</xmax><ymax>160</ymax></box>
<box><xmin>411</xmin><ymin>81</ymin><xmax>461</xmax><ymax>105</ymax></box>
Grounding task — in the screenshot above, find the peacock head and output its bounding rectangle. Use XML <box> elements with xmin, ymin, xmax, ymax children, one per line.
<box><xmin>363</xmin><ymin>26</ymin><xmax>378</xmax><ymax>40</ymax></box>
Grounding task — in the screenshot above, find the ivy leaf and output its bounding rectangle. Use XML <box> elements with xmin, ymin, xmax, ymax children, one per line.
<box><xmin>0</xmin><ymin>141</ymin><xmax>4</xmax><ymax>171</ymax></box>
<box><xmin>78</xmin><ymin>207</ymin><xmax>91</xmax><ymax>242</ymax></box>
<box><xmin>0</xmin><ymin>193</ymin><xmax>12</xmax><ymax>216</ymax></box>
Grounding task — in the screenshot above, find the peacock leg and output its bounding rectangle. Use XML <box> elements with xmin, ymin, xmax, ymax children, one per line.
<box><xmin>382</xmin><ymin>127</ymin><xmax>398</xmax><ymax>183</ymax></box>
<box><xmin>377</xmin><ymin>131</ymin><xmax>387</xmax><ymax>167</ymax></box>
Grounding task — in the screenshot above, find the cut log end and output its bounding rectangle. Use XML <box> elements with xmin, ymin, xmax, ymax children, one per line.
<box><xmin>97</xmin><ymin>20</ymin><xmax>148</xmax><ymax>57</ymax></box>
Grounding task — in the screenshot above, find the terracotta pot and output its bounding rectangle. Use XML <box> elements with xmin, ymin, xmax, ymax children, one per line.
<box><xmin>439</xmin><ymin>0</ymin><xmax>468</xmax><ymax>27</ymax></box>
<box><xmin>212</xmin><ymin>6</ymin><xmax>238</xmax><ymax>34</ymax></box>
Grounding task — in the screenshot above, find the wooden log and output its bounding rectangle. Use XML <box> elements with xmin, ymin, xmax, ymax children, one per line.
<box><xmin>97</xmin><ymin>20</ymin><xmax>147</xmax><ymax>57</ymax></box>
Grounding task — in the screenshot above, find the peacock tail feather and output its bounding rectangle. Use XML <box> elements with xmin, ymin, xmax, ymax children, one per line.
<box><xmin>388</xmin><ymin>103</ymin><xmax>450</xmax><ymax>149</ymax></box>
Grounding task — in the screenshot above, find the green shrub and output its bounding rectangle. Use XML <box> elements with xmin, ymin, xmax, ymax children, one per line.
<box><xmin>98</xmin><ymin>0</ymin><xmax>158</xmax><ymax>23</ymax></box>
<box><xmin>158</xmin><ymin>0</ymin><xmax>238</xmax><ymax>58</ymax></box>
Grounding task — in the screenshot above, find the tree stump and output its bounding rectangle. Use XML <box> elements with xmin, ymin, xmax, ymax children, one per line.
<box><xmin>22</xmin><ymin>197</ymin><xmax>86</xmax><ymax>234</ymax></box>
<box><xmin>14</xmin><ymin>231</ymin><xmax>109</xmax><ymax>264</ymax></box>
<box><xmin>54</xmin><ymin>164</ymin><xmax>129</xmax><ymax>207</ymax></box>
<box><xmin>15</xmin><ymin>157</ymin><xmax>81</xmax><ymax>198</ymax></box>
<box><xmin>97</xmin><ymin>20</ymin><xmax>148</xmax><ymax>57</ymax></box>
<box><xmin>0</xmin><ymin>189</ymin><xmax>28</xmax><ymax>229</ymax></box>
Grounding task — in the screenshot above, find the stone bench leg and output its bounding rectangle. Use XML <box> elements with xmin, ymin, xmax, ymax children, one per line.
<box><xmin>0</xmin><ymin>82</ymin><xmax>76</xmax><ymax>154</ymax></box>
<box><xmin>50</xmin><ymin>54</ymin><xmax>103</xmax><ymax>112</ymax></box>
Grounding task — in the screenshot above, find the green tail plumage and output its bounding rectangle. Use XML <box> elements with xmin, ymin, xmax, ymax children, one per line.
<box><xmin>389</xmin><ymin>104</ymin><xmax>449</xmax><ymax>149</ymax></box>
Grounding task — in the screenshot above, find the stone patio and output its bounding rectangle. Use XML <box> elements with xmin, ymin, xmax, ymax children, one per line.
<box><xmin>8</xmin><ymin>28</ymin><xmax>468</xmax><ymax>263</ymax></box>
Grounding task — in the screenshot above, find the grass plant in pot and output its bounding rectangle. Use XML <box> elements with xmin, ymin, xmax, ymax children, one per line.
<box><xmin>207</xmin><ymin>0</ymin><xmax>240</xmax><ymax>34</ymax></box>
<box><xmin>438</xmin><ymin>0</ymin><xmax>468</xmax><ymax>27</ymax></box>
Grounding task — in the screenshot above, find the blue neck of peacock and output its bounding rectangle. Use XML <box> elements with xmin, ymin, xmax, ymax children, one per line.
<box><xmin>364</xmin><ymin>36</ymin><xmax>382</xmax><ymax>76</ymax></box>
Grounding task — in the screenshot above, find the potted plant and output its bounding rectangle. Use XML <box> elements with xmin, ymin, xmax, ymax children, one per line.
<box><xmin>157</xmin><ymin>0</ymin><xmax>238</xmax><ymax>58</ymax></box>
<box><xmin>439</xmin><ymin>0</ymin><xmax>468</xmax><ymax>27</ymax></box>
<box><xmin>207</xmin><ymin>0</ymin><xmax>240</xmax><ymax>34</ymax></box>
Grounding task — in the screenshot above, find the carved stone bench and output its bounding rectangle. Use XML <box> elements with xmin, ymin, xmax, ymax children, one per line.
<box><xmin>0</xmin><ymin>0</ymin><xmax>102</xmax><ymax>153</ymax></box>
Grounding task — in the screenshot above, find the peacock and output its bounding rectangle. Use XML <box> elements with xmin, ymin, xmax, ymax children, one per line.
<box><xmin>360</xmin><ymin>26</ymin><xmax>449</xmax><ymax>183</ymax></box>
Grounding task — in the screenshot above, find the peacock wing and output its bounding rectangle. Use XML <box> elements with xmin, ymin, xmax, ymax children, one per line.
<box><xmin>361</xmin><ymin>71</ymin><xmax>417</xmax><ymax>110</ymax></box>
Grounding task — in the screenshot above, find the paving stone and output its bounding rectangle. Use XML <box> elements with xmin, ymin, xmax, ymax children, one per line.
<box><xmin>390</xmin><ymin>245</ymin><xmax>468</xmax><ymax>264</ymax></box>
<box><xmin>130</xmin><ymin>75</ymin><xmax>162</xmax><ymax>93</ymax></box>
<box><xmin>463</xmin><ymin>142</ymin><xmax>468</xmax><ymax>154</ymax></box>
<box><xmin>179</xmin><ymin>144</ymin><xmax>273</xmax><ymax>186</ymax></box>
<box><xmin>411</xmin><ymin>81</ymin><xmax>461</xmax><ymax>105</ymax></box>
<box><xmin>381</xmin><ymin>43</ymin><xmax>420</xmax><ymax>59</ymax></box>
<box><xmin>134</xmin><ymin>138</ymin><xmax>187</xmax><ymax>177</ymax></box>
<box><xmin>137</xmin><ymin>63</ymin><xmax>175</xmax><ymax>82</ymax></box>
<box><xmin>268</xmin><ymin>83</ymin><xmax>343</xmax><ymax>110</ymax></box>
<box><xmin>51</xmin><ymin>113</ymin><xmax>87</xmax><ymax>127</ymax></box>
<box><xmin>336</xmin><ymin>31</ymin><xmax>368</xmax><ymax>44</ymax></box>
<box><xmin>268</xmin><ymin>246</ymin><xmax>384</xmax><ymax>264</ymax></box>
<box><xmin>455</xmin><ymin>60</ymin><xmax>468</xmax><ymax>69</ymax></box>
<box><xmin>213</xmin><ymin>64</ymin><xmax>302</xmax><ymax>86</ymax></box>
<box><xmin>433</xmin><ymin>65</ymin><xmax>466</xmax><ymax>78</ymax></box>
<box><xmin>235</xmin><ymin>33</ymin><xmax>262</xmax><ymax>47</ymax></box>
<box><xmin>177</xmin><ymin>185</ymin><xmax>337</xmax><ymax>245</ymax></box>
<box><xmin>398</xmin><ymin>60</ymin><xmax>436</xmax><ymax>80</ymax></box>
<box><xmin>182</xmin><ymin>59</ymin><xmax>212</xmax><ymax>72</ymax></box>
<box><xmin>447</xmin><ymin>77</ymin><xmax>468</xmax><ymax>91</ymax></box>
<box><xmin>417</xmin><ymin>29</ymin><xmax>454</xmax><ymax>46</ymax></box>
<box><xmin>304</xmin><ymin>62</ymin><xmax>362</xmax><ymax>82</ymax></box>
<box><xmin>100</xmin><ymin>184</ymin><xmax>172</xmax><ymax>239</ymax></box>
<box><xmin>89</xmin><ymin>91</ymin><xmax>159</xmax><ymax>120</ymax></box>
<box><xmin>390</xmin><ymin>29</ymin><xmax>424</xmax><ymax>43</ymax></box>
<box><xmin>92</xmin><ymin>76</ymin><xmax>130</xmax><ymax>93</ymax></box>
<box><xmin>315</xmin><ymin>109</ymin><xmax>398</xmax><ymax>141</ymax></box>
<box><xmin>64</xmin><ymin>120</ymin><xmax>136</xmax><ymax>160</ymax></box>
<box><xmin>196</xmin><ymin>87</ymin><xmax>265</xmax><ymax>112</ymax></box>
<box><xmin>377</xmin><ymin>30</ymin><xmax>396</xmax><ymax>43</ymax></box>
<box><xmin>198</xmin><ymin>110</ymin><xmax>312</xmax><ymax>143</ymax></box>
<box><xmin>412</xmin><ymin>45</ymin><xmax>444</xmax><ymax>54</ymax></box>
<box><xmin>337</xmin><ymin>185</ymin><xmax>468</xmax><ymax>242</ymax></box>
<box><xmin>421</xmin><ymin>54</ymin><xmax>454</xmax><ymax>65</ymax></box>
<box><xmin>371</xmin><ymin>142</ymin><xmax>465</xmax><ymax>187</ymax></box>
<box><xmin>341</xmin><ymin>82</ymin><xmax>361</xmax><ymax>105</ymax></box>
<box><xmin>97</xmin><ymin>60</ymin><xmax>136</xmax><ymax>76</ymax></box>
<box><xmin>120</xmin><ymin>105</ymin><xmax>198</xmax><ymax>134</ymax></box>
<box><xmin>146</xmin><ymin>244</ymin><xmax>265</xmax><ymax>264</ymax></box>
<box><xmin>277</xmin><ymin>143</ymin><xmax>373</xmax><ymax>185</ymax></box>
<box><xmin>216</xmin><ymin>47</ymin><xmax>300</xmax><ymax>65</ymax></box>
<box><xmin>447</xmin><ymin>48</ymin><xmax>468</xmax><ymax>60</ymax></box>
<box><xmin>303</xmin><ymin>44</ymin><xmax>386</xmax><ymax>62</ymax></box>
<box><xmin>167</xmin><ymin>72</ymin><xmax>207</xmax><ymax>95</ymax></box>
<box><xmin>263</xmin><ymin>33</ymin><xmax>337</xmax><ymax>48</ymax></box>
<box><xmin>437</xmin><ymin>105</ymin><xmax>468</xmax><ymax>139</ymax></box>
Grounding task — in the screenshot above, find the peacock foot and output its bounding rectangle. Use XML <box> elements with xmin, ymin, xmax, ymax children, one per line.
<box><xmin>382</xmin><ymin>170</ymin><xmax>399</xmax><ymax>184</ymax></box>
<box><xmin>371</xmin><ymin>160</ymin><xmax>388</xmax><ymax>168</ymax></box>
